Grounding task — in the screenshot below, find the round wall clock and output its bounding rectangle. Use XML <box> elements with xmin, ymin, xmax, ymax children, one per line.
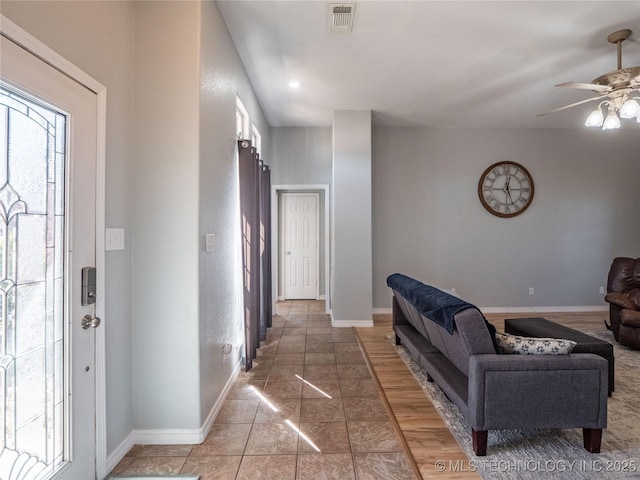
<box><xmin>478</xmin><ymin>161</ymin><xmax>534</xmax><ymax>218</ymax></box>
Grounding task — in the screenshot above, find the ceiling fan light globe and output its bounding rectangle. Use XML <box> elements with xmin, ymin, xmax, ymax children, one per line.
<box><xmin>584</xmin><ymin>109</ymin><xmax>604</xmax><ymax>127</ymax></box>
<box><xmin>602</xmin><ymin>112</ymin><xmax>621</xmax><ymax>130</ymax></box>
<box><xmin>620</xmin><ymin>99</ymin><xmax>640</xmax><ymax>118</ymax></box>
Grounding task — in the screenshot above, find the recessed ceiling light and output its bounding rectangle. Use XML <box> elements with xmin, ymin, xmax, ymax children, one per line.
<box><xmin>289</xmin><ymin>80</ymin><xmax>301</xmax><ymax>89</ymax></box>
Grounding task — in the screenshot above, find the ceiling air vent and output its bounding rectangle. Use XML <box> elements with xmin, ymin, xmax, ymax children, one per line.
<box><xmin>329</xmin><ymin>3</ymin><xmax>356</xmax><ymax>33</ymax></box>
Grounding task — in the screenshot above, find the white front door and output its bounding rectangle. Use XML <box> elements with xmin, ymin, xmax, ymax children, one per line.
<box><xmin>1</xmin><ymin>36</ymin><xmax>99</xmax><ymax>480</ymax></box>
<box><xmin>283</xmin><ymin>194</ymin><xmax>318</xmax><ymax>300</ymax></box>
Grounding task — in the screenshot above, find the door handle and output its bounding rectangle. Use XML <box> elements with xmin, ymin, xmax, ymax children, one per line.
<box><xmin>81</xmin><ymin>314</ymin><xmax>101</xmax><ymax>329</ymax></box>
<box><xmin>286</xmin><ymin>251</ymin><xmax>291</xmax><ymax>255</ymax></box>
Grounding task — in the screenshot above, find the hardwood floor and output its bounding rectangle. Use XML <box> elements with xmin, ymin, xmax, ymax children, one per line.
<box><xmin>357</xmin><ymin>316</ymin><xmax>479</xmax><ymax>479</ymax></box>
<box><xmin>357</xmin><ymin>310</ymin><xmax>609</xmax><ymax>479</ymax></box>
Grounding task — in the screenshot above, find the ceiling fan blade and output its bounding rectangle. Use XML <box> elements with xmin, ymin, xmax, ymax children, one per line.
<box><xmin>537</xmin><ymin>95</ymin><xmax>608</xmax><ymax>117</ymax></box>
<box><xmin>555</xmin><ymin>81</ymin><xmax>612</xmax><ymax>92</ymax></box>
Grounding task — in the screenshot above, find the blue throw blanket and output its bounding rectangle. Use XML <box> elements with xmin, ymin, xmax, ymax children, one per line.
<box><xmin>387</xmin><ymin>273</ymin><xmax>492</xmax><ymax>336</ymax></box>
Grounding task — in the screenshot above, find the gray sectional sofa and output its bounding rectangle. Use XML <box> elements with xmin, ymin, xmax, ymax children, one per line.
<box><xmin>387</xmin><ymin>273</ymin><xmax>608</xmax><ymax>456</ymax></box>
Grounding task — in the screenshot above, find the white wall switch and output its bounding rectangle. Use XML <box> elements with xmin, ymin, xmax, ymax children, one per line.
<box><xmin>528</xmin><ymin>287</ymin><xmax>534</xmax><ymax>296</ymax></box>
<box><xmin>205</xmin><ymin>234</ymin><xmax>215</xmax><ymax>252</ymax></box>
<box><xmin>105</xmin><ymin>228</ymin><xmax>125</xmax><ymax>251</ymax></box>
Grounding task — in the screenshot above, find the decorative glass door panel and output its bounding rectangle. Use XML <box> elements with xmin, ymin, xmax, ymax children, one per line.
<box><xmin>1</xmin><ymin>32</ymin><xmax>99</xmax><ymax>480</ymax></box>
<box><xmin>0</xmin><ymin>85</ymin><xmax>66</xmax><ymax>479</ymax></box>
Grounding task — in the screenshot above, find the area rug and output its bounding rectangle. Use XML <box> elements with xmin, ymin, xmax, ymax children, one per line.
<box><xmin>392</xmin><ymin>328</ymin><xmax>640</xmax><ymax>479</ymax></box>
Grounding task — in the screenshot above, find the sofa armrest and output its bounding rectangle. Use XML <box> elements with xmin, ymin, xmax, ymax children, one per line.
<box><xmin>620</xmin><ymin>309</ymin><xmax>640</xmax><ymax>327</ymax></box>
<box><xmin>604</xmin><ymin>292</ymin><xmax>635</xmax><ymax>309</ymax></box>
<box><xmin>468</xmin><ymin>354</ymin><xmax>607</xmax><ymax>431</ymax></box>
<box><xmin>392</xmin><ymin>295</ymin><xmax>410</xmax><ymax>327</ymax></box>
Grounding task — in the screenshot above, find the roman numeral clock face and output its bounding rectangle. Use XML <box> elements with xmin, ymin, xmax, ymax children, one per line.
<box><xmin>478</xmin><ymin>162</ymin><xmax>534</xmax><ymax>218</ymax></box>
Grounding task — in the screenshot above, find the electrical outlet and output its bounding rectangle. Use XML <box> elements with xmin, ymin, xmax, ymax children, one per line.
<box><xmin>450</xmin><ymin>287</ymin><xmax>456</xmax><ymax>295</ymax></box>
<box><xmin>529</xmin><ymin>287</ymin><xmax>534</xmax><ymax>296</ymax></box>
<box><xmin>599</xmin><ymin>286</ymin><xmax>605</xmax><ymax>295</ymax></box>
<box><xmin>222</xmin><ymin>343</ymin><xmax>232</xmax><ymax>363</ymax></box>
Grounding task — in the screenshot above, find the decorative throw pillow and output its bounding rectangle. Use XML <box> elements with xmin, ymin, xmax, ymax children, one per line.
<box><xmin>494</xmin><ymin>331</ymin><xmax>576</xmax><ymax>355</ymax></box>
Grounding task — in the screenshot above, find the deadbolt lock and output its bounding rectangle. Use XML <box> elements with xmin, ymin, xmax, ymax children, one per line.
<box><xmin>81</xmin><ymin>267</ymin><xmax>97</xmax><ymax>305</ymax></box>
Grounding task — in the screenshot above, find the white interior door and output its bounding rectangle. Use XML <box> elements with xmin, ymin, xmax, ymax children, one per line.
<box><xmin>1</xmin><ymin>36</ymin><xmax>98</xmax><ymax>480</ymax></box>
<box><xmin>284</xmin><ymin>193</ymin><xmax>318</xmax><ymax>300</ymax></box>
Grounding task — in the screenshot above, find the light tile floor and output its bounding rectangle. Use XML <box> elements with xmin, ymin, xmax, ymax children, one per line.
<box><xmin>110</xmin><ymin>301</ymin><xmax>417</xmax><ymax>479</ymax></box>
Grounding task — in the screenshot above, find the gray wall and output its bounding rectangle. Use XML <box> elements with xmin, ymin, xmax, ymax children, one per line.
<box><xmin>198</xmin><ymin>0</ymin><xmax>270</xmax><ymax>423</ymax></box>
<box><xmin>265</xmin><ymin>125</ymin><xmax>640</xmax><ymax>312</ymax></box>
<box><xmin>373</xmin><ymin>127</ymin><xmax>640</xmax><ymax>309</ymax></box>
<box><xmin>133</xmin><ymin>0</ymin><xmax>270</xmax><ymax>432</ymax></box>
<box><xmin>2</xmin><ymin>0</ymin><xmax>270</xmax><ymax>458</ymax></box>
<box><xmin>332</xmin><ymin>111</ymin><xmax>373</xmax><ymax>323</ymax></box>
<box><xmin>270</xmin><ymin>127</ymin><xmax>332</xmax><ymax>185</ymax></box>
<box><xmin>132</xmin><ymin>1</ymin><xmax>202</xmax><ymax>430</ymax></box>
<box><xmin>270</xmin><ymin>127</ymin><xmax>332</xmax><ymax>299</ymax></box>
<box><xmin>1</xmin><ymin>0</ymin><xmax>136</xmax><ymax>454</ymax></box>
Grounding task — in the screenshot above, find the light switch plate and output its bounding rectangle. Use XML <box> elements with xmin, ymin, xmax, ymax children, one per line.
<box><xmin>205</xmin><ymin>234</ymin><xmax>215</xmax><ymax>252</ymax></box>
<box><xmin>105</xmin><ymin>228</ymin><xmax>125</xmax><ymax>251</ymax></box>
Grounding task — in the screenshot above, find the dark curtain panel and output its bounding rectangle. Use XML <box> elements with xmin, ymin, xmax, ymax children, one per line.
<box><xmin>258</xmin><ymin>159</ymin><xmax>266</xmax><ymax>342</ymax></box>
<box><xmin>249</xmin><ymin>147</ymin><xmax>260</xmax><ymax>360</ymax></box>
<box><xmin>238</xmin><ymin>140</ymin><xmax>260</xmax><ymax>370</ymax></box>
<box><xmin>238</xmin><ymin>140</ymin><xmax>272</xmax><ymax>371</ymax></box>
<box><xmin>260</xmin><ymin>162</ymin><xmax>273</xmax><ymax>336</ymax></box>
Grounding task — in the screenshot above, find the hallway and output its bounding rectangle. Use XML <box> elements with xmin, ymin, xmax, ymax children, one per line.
<box><xmin>110</xmin><ymin>301</ymin><xmax>417</xmax><ymax>479</ymax></box>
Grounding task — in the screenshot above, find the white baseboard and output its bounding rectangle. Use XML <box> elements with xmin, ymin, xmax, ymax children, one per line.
<box><xmin>278</xmin><ymin>295</ymin><xmax>326</xmax><ymax>301</ymax></box>
<box><xmin>373</xmin><ymin>306</ymin><xmax>608</xmax><ymax>315</ymax></box>
<box><xmin>197</xmin><ymin>360</ymin><xmax>241</xmax><ymax>439</ymax></box>
<box><xmin>106</xmin><ymin>430</ymin><xmax>135</xmax><ymax>475</ymax></box>
<box><xmin>479</xmin><ymin>305</ymin><xmax>608</xmax><ymax>314</ymax></box>
<box><xmin>131</xmin><ymin>428</ymin><xmax>205</xmax><ymax>446</ymax></box>
<box><xmin>331</xmin><ymin>319</ymin><xmax>374</xmax><ymax>328</ymax></box>
<box><xmin>105</xmin><ymin>361</ymin><xmax>241</xmax><ymax>474</ymax></box>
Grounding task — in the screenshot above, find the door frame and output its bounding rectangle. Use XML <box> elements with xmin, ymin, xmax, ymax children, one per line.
<box><xmin>272</xmin><ymin>185</ymin><xmax>330</xmax><ymax>314</ymax></box>
<box><xmin>282</xmin><ymin>192</ymin><xmax>320</xmax><ymax>301</ymax></box>
<box><xmin>1</xmin><ymin>16</ymin><xmax>108</xmax><ymax>479</ymax></box>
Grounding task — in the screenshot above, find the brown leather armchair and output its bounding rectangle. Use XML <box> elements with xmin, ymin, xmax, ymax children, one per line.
<box><xmin>604</xmin><ymin>257</ymin><xmax>640</xmax><ymax>350</ymax></box>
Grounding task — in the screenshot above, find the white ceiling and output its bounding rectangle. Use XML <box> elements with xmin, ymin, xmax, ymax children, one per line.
<box><xmin>218</xmin><ymin>1</ymin><xmax>640</xmax><ymax>129</ymax></box>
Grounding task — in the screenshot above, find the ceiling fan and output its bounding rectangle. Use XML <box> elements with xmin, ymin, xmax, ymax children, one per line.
<box><xmin>539</xmin><ymin>29</ymin><xmax>640</xmax><ymax>129</ymax></box>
